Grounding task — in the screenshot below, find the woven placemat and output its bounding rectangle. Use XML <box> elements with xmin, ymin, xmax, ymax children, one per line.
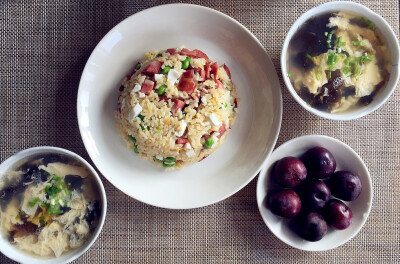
<box><xmin>1</xmin><ymin>0</ymin><xmax>399</xmax><ymax>263</ymax></box>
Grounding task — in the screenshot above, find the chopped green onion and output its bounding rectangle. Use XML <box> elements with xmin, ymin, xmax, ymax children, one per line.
<box><xmin>327</xmin><ymin>52</ymin><xmax>338</xmax><ymax>66</ymax></box>
<box><xmin>138</xmin><ymin>114</ymin><xmax>145</xmax><ymax>121</ymax></box>
<box><xmin>361</xmin><ymin>17</ymin><xmax>376</xmax><ymax>30</ymax></box>
<box><xmin>353</xmin><ymin>67</ymin><xmax>361</xmax><ymax>77</ymax></box>
<box><xmin>204</xmin><ymin>138</ymin><xmax>214</xmax><ymax>149</ymax></box>
<box><xmin>324</xmin><ymin>32</ymin><xmax>328</xmax><ymax>36</ymax></box>
<box><xmin>361</xmin><ymin>53</ymin><xmax>374</xmax><ymax>63</ymax></box>
<box><xmin>156</xmin><ymin>84</ymin><xmax>167</xmax><ymax>95</ymax></box>
<box><xmin>326</xmin><ymin>30</ymin><xmax>335</xmax><ymax>48</ymax></box>
<box><xmin>343</xmin><ymin>66</ymin><xmax>352</xmax><ymax>76</ymax></box>
<box><xmin>306</xmin><ymin>53</ymin><xmax>312</xmax><ymax>60</ymax></box>
<box><xmin>161</xmin><ymin>66</ymin><xmax>172</xmax><ymax>75</ymax></box>
<box><xmin>181</xmin><ymin>56</ymin><xmax>191</xmax><ymax>69</ymax></box>
<box><xmin>133</xmin><ymin>145</ymin><xmax>139</xmax><ymax>154</ymax></box>
<box><xmin>139</xmin><ymin>124</ymin><xmax>145</xmax><ymax>131</ymax></box>
<box><xmin>136</xmin><ymin>63</ymin><xmax>141</xmax><ymax>70</ymax></box>
<box><xmin>336</xmin><ymin>36</ymin><xmax>346</xmax><ymax>47</ymax></box>
<box><xmin>128</xmin><ymin>135</ymin><xmax>136</xmax><ymax>143</ymax></box>
<box><xmin>351</xmin><ymin>41</ymin><xmax>365</xmax><ymax>46</ymax></box>
<box><xmin>327</xmin><ymin>71</ymin><xmax>332</xmax><ymax>79</ymax></box>
<box><xmin>156</xmin><ymin>53</ymin><xmax>162</xmax><ymax>57</ymax></box>
<box><xmin>29</xmin><ymin>197</ymin><xmax>41</xmax><ymax>207</ymax></box>
<box><xmin>287</xmin><ymin>72</ymin><xmax>292</xmax><ymax>77</ymax></box>
<box><xmin>128</xmin><ymin>135</ymin><xmax>139</xmax><ymax>153</ymax></box>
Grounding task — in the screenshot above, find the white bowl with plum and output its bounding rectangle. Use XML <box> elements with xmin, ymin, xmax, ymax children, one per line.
<box><xmin>256</xmin><ymin>135</ymin><xmax>372</xmax><ymax>251</ymax></box>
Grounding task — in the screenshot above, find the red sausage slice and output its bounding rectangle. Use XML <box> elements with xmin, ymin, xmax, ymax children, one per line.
<box><xmin>180</xmin><ymin>48</ymin><xmax>209</xmax><ymax>60</ymax></box>
<box><xmin>142</xmin><ymin>61</ymin><xmax>163</xmax><ymax>75</ymax></box>
<box><xmin>178</xmin><ymin>78</ymin><xmax>196</xmax><ymax>95</ymax></box>
<box><xmin>210</xmin><ymin>62</ymin><xmax>218</xmax><ymax>79</ymax></box>
<box><xmin>140</xmin><ymin>80</ymin><xmax>154</xmax><ymax>94</ymax></box>
<box><xmin>171</xmin><ymin>98</ymin><xmax>186</xmax><ymax>114</ymax></box>
<box><xmin>166</xmin><ymin>48</ymin><xmax>177</xmax><ymax>55</ymax></box>
<box><xmin>205</xmin><ymin>62</ymin><xmax>211</xmax><ymax>79</ymax></box>
<box><xmin>176</xmin><ymin>137</ymin><xmax>190</xmax><ymax>144</ymax></box>
<box><xmin>215</xmin><ymin>79</ymin><xmax>224</xmax><ymax>90</ymax></box>
<box><xmin>223</xmin><ymin>64</ymin><xmax>231</xmax><ymax>79</ymax></box>
<box><xmin>182</xmin><ymin>69</ymin><xmax>194</xmax><ymax>79</ymax></box>
<box><xmin>217</xmin><ymin>123</ymin><xmax>226</xmax><ymax>138</ymax></box>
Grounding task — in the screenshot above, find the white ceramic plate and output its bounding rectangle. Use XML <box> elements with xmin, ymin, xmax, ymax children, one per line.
<box><xmin>257</xmin><ymin>135</ymin><xmax>372</xmax><ymax>251</ymax></box>
<box><xmin>77</xmin><ymin>4</ymin><xmax>282</xmax><ymax>209</ymax></box>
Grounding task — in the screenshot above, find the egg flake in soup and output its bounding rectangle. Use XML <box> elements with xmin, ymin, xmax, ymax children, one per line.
<box><xmin>115</xmin><ymin>47</ymin><xmax>239</xmax><ymax>169</ymax></box>
<box><xmin>287</xmin><ymin>11</ymin><xmax>391</xmax><ymax>113</ymax></box>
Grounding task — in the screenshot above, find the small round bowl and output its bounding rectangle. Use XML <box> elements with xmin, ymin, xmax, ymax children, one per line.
<box><xmin>257</xmin><ymin>135</ymin><xmax>372</xmax><ymax>251</ymax></box>
<box><xmin>0</xmin><ymin>147</ymin><xmax>107</xmax><ymax>264</ymax></box>
<box><xmin>281</xmin><ymin>1</ymin><xmax>400</xmax><ymax>120</ymax></box>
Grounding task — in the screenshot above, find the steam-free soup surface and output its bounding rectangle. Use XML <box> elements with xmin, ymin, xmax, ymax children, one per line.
<box><xmin>0</xmin><ymin>154</ymin><xmax>101</xmax><ymax>258</ymax></box>
<box><xmin>287</xmin><ymin>11</ymin><xmax>391</xmax><ymax>113</ymax></box>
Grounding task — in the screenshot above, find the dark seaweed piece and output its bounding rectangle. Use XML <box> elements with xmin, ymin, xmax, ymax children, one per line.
<box><xmin>292</xmin><ymin>52</ymin><xmax>316</xmax><ymax>71</ymax></box>
<box><xmin>23</xmin><ymin>168</ymin><xmax>49</xmax><ymax>184</ymax></box>
<box><xmin>64</xmin><ymin>175</ymin><xmax>83</xmax><ymax>191</ymax></box>
<box><xmin>8</xmin><ymin>216</ymin><xmax>39</xmax><ymax>243</ymax></box>
<box><xmin>42</xmin><ymin>153</ymin><xmax>68</xmax><ymax>166</ymax></box>
<box><xmin>0</xmin><ymin>181</ymin><xmax>27</xmax><ymax>211</ymax></box>
<box><xmin>85</xmin><ymin>201</ymin><xmax>101</xmax><ymax>230</ymax></box>
<box><xmin>358</xmin><ymin>95</ymin><xmax>373</xmax><ymax>106</ymax></box>
<box><xmin>313</xmin><ymin>70</ymin><xmax>343</xmax><ymax>111</ymax></box>
<box><xmin>60</xmin><ymin>206</ymin><xmax>71</xmax><ymax>214</ymax></box>
<box><xmin>289</xmin><ymin>13</ymin><xmax>336</xmax><ymax>57</ymax></box>
<box><xmin>342</xmin><ymin>86</ymin><xmax>356</xmax><ymax>99</ymax></box>
<box><xmin>298</xmin><ymin>84</ymin><xmax>315</xmax><ymax>105</ymax></box>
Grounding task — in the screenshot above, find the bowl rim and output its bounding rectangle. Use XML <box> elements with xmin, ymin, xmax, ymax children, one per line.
<box><xmin>280</xmin><ymin>1</ymin><xmax>400</xmax><ymax>120</ymax></box>
<box><xmin>256</xmin><ymin>134</ymin><xmax>373</xmax><ymax>251</ymax></box>
<box><xmin>0</xmin><ymin>146</ymin><xmax>107</xmax><ymax>264</ymax></box>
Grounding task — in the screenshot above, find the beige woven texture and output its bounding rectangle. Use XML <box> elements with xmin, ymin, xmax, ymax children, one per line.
<box><xmin>1</xmin><ymin>0</ymin><xmax>399</xmax><ymax>263</ymax></box>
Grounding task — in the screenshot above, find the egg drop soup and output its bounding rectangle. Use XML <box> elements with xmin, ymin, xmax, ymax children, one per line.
<box><xmin>287</xmin><ymin>11</ymin><xmax>392</xmax><ymax>113</ymax></box>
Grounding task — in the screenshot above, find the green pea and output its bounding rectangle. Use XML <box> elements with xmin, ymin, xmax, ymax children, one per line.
<box><xmin>162</xmin><ymin>157</ymin><xmax>176</xmax><ymax>167</ymax></box>
<box><xmin>156</xmin><ymin>84</ymin><xmax>167</xmax><ymax>95</ymax></box>
<box><xmin>181</xmin><ymin>57</ymin><xmax>190</xmax><ymax>69</ymax></box>
<box><xmin>204</xmin><ymin>138</ymin><xmax>214</xmax><ymax>149</ymax></box>
<box><xmin>161</xmin><ymin>66</ymin><xmax>172</xmax><ymax>74</ymax></box>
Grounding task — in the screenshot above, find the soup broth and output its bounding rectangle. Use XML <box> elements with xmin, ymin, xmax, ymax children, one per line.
<box><xmin>287</xmin><ymin>11</ymin><xmax>391</xmax><ymax>113</ymax></box>
<box><xmin>0</xmin><ymin>153</ymin><xmax>101</xmax><ymax>258</ymax></box>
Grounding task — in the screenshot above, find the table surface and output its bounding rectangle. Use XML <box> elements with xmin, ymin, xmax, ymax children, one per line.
<box><xmin>1</xmin><ymin>0</ymin><xmax>399</xmax><ymax>263</ymax></box>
